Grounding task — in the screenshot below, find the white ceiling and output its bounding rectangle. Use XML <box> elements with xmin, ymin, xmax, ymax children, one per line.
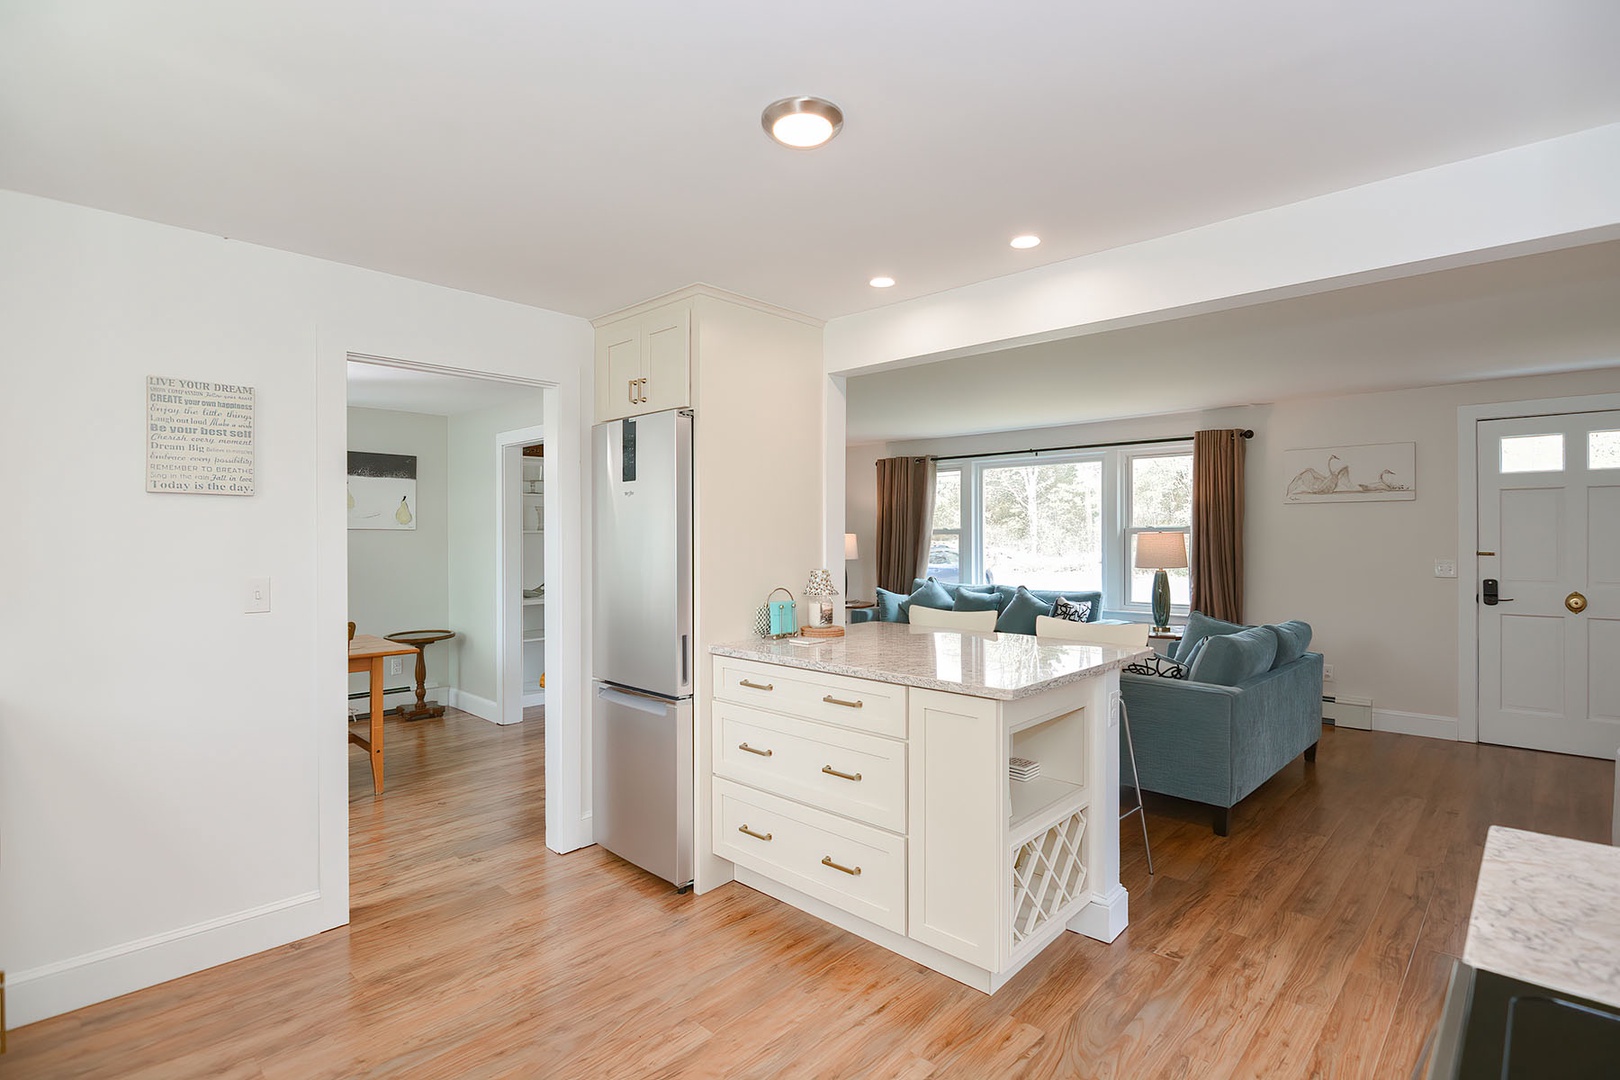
<box><xmin>3</xmin><ymin>2</ymin><xmax>1618</xmax><ymax>321</ymax></box>
<box><xmin>346</xmin><ymin>362</ymin><xmax>543</xmax><ymax>416</ymax></box>
<box><xmin>847</xmin><ymin>239</ymin><xmax>1620</xmax><ymax>443</ymax></box>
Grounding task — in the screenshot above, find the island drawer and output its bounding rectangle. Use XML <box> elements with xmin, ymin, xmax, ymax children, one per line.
<box><xmin>714</xmin><ymin>701</ymin><xmax>906</xmax><ymax>832</ymax></box>
<box><xmin>713</xmin><ymin>656</ymin><xmax>905</xmax><ymax>738</ymax></box>
<box><xmin>713</xmin><ymin>777</ymin><xmax>906</xmax><ymax>934</ymax></box>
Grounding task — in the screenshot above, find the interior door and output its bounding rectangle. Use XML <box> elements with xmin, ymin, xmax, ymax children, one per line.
<box><xmin>1477</xmin><ymin>411</ymin><xmax>1620</xmax><ymax>758</ymax></box>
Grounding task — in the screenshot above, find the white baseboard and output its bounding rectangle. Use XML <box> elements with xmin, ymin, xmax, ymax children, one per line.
<box><xmin>521</xmin><ymin>690</ymin><xmax>547</xmax><ymax>708</ymax></box>
<box><xmin>6</xmin><ymin>890</ymin><xmax>331</xmax><ymax>1028</ymax></box>
<box><xmin>448</xmin><ymin>687</ymin><xmax>499</xmax><ymax>723</ymax></box>
<box><xmin>1068</xmin><ymin>884</ymin><xmax>1130</xmax><ymax>943</ymax></box>
<box><xmin>1372</xmin><ymin>709</ymin><xmax>1460</xmax><ymax>741</ymax></box>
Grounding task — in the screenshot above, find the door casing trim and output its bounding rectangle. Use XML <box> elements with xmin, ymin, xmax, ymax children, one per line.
<box><xmin>1457</xmin><ymin>392</ymin><xmax>1620</xmax><ymax>745</ymax></box>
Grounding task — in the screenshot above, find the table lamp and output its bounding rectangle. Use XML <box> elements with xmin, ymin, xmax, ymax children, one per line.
<box><xmin>844</xmin><ymin>532</ymin><xmax>858</xmax><ymax>593</ymax></box>
<box><xmin>804</xmin><ymin>568</ymin><xmax>839</xmax><ymax>627</ymax></box>
<box><xmin>1134</xmin><ymin>531</ymin><xmax>1188</xmax><ymax>632</ymax></box>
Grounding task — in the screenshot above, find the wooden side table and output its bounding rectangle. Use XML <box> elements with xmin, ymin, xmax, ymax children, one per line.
<box><xmin>385</xmin><ymin>629</ymin><xmax>457</xmax><ymax>720</ymax></box>
<box><xmin>1148</xmin><ymin>625</ymin><xmax>1184</xmax><ymax>656</ymax></box>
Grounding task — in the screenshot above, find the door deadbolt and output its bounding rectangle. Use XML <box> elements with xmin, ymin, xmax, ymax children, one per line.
<box><xmin>1482</xmin><ymin>579</ymin><xmax>1514</xmax><ymax>606</ymax></box>
<box><xmin>1566</xmin><ymin>591</ymin><xmax>1588</xmax><ymax>614</ymax></box>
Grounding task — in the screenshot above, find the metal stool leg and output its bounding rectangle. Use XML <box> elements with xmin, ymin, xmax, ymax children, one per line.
<box><xmin>1119</xmin><ymin>700</ymin><xmax>1153</xmax><ymax>875</ymax></box>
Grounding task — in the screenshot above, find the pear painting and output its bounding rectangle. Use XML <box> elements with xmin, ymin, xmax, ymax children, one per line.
<box><xmin>346</xmin><ymin>451</ymin><xmax>419</xmax><ymax>529</ymax></box>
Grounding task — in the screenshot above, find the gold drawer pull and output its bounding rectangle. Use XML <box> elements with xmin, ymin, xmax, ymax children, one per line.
<box><xmin>738</xmin><ymin>824</ymin><xmax>772</xmax><ymax>842</ymax></box>
<box><xmin>822</xmin><ymin>695</ymin><xmax>863</xmax><ymax>709</ymax></box>
<box><xmin>739</xmin><ymin>679</ymin><xmax>774</xmax><ymax>692</ymax></box>
<box><xmin>821</xmin><ymin>855</ymin><xmax>862</xmax><ymax>876</ymax></box>
<box><xmin>821</xmin><ymin>765</ymin><xmax>862</xmax><ymax>782</ymax></box>
<box><xmin>739</xmin><ymin>742</ymin><xmax>773</xmax><ymax>757</ymax></box>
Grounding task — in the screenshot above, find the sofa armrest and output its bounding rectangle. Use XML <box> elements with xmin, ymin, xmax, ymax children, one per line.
<box><xmin>849</xmin><ymin>608</ymin><xmax>878</xmax><ymax>624</ymax></box>
<box><xmin>1120</xmin><ymin>673</ymin><xmax>1238</xmax><ymax>807</ymax></box>
<box><xmin>1223</xmin><ymin>653</ymin><xmax>1324</xmax><ymax>803</ymax></box>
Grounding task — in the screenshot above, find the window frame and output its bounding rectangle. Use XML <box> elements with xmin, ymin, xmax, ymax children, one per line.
<box><xmin>933</xmin><ymin>439</ymin><xmax>1192</xmax><ymax>618</ymax></box>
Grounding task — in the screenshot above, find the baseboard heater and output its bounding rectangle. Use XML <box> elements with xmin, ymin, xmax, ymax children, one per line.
<box><xmin>348</xmin><ymin>685</ymin><xmax>414</xmax><ymax>700</ymax></box>
<box><xmin>1321</xmin><ymin>694</ymin><xmax>1373</xmax><ymax>731</ymax></box>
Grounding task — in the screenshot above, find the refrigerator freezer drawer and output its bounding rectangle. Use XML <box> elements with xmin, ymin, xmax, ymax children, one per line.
<box><xmin>592</xmin><ymin>683</ymin><xmax>693</xmax><ymax>888</ymax></box>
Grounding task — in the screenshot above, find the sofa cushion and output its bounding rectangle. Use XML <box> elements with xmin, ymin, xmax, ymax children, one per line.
<box><xmin>1267</xmin><ymin>620</ymin><xmax>1313</xmax><ymax>668</ymax></box>
<box><xmin>952</xmin><ymin>585</ymin><xmax>1003</xmax><ymax>613</ymax></box>
<box><xmin>1174</xmin><ymin>611</ymin><xmax>1250</xmax><ymax>663</ymax></box>
<box><xmin>874</xmin><ymin>587</ymin><xmax>909</xmax><ymax>623</ymax></box>
<box><xmin>902</xmin><ymin>577</ymin><xmax>954</xmax><ymax>619</ymax></box>
<box><xmin>996</xmin><ymin>586</ymin><xmax>1054</xmax><ymax>635</ymax></box>
<box><xmin>1051</xmin><ymin>596</ymin><xmax>1093</xmax><ymax>622</ymax></box>
<box><xmin>1187</xmin><ymin>625</ymin><xmax>1278</xmax><ymax>686</ymax></box>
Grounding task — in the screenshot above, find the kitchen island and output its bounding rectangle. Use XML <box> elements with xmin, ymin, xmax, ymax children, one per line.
<box><xmin>707</xmin><ymin>621</ymin><xmax>1148</xmax><ymax>993</ymax></box>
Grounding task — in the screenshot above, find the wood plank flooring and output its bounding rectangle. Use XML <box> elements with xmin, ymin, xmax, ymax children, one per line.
<box><xmin>4</xmin><ymin>713</ymin><xmax>1612</xmax><ymax>1078</ymax></box>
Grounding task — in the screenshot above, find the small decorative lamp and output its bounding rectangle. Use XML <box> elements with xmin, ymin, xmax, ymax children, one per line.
<box><xmin>844</xmin><ymin>532</ymin><xmax>858</xmax><ymax>593</ymax></box>
<box><xmin>1134</xmin><ymin>532</ymin><xmax>1188</xmax><ymax>633</ymax></box>
<box><xmin>803</xmin><ymin>568</ymin><xmax>839</xmax><ymax>628</ymax></box>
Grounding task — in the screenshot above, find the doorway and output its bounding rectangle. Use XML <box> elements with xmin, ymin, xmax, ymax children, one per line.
<box><xmin>1470</xmin><ymin>406</ymin><xmax>1620</xmax><ymax>758</ymax></box>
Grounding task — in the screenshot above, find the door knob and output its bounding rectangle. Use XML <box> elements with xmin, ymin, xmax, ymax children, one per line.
<box><xmin>1567</xmin><ymin>591</ymin><xmax>1588</xmax><ymax>614</ymax></box>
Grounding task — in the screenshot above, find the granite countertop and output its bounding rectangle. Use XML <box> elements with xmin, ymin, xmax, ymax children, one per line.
<box><xmin>710</xmin><ymin>621</ymin><xmax>1150</xmax><ymax>701</ymax></box>
<box><xmin>1463</xmin><ymin>825</ymin><xmax>1620</xmax><ymax>1010</ymax></box>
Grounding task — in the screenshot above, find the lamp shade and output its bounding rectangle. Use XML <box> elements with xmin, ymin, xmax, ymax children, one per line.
<box><xmin>844</xmin><ymin>533</ymin><xmax>859</xmax><ymax>559</ymax></box>
<box><xmin>1134</xmin><ymin>531</ymin><xmax>1188</xmax><ymax>570</ymax></box>
<box><xmin>803</xmin><ymin>568</ymin><xmax>838</xmax><ymax>598</ymax></box>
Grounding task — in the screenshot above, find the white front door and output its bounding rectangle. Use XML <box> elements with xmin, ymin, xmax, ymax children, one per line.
<box><xmin>1477</xmin><ymin>411</ymin><xmax>1620</xmax><ymax>758</ymax></box>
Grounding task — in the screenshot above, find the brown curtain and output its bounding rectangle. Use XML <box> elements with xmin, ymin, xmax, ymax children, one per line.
<box><xmin>1190</xmin><ymin>429</ymin><xmax>1246</xmax><ymax>622</ymax></box>
<box><xmin>874</xmin><ymin>456</ymin><xmax>936</xmax><ymax>594</ymax></box>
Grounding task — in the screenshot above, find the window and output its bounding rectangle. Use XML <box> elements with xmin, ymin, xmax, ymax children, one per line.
<box><xmin>932</xmin><ymin>442</ymin><xmax>1193</xmax><ymax>616</ymax></box>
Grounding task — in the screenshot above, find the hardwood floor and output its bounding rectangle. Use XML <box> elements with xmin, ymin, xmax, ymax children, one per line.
<box><xmin>5</xmin><ymin>714</ymin><xmax>1612</xmax><ymax>1078</ymax></box>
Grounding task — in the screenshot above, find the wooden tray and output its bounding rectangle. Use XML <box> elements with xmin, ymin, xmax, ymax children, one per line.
<box><xmin>800</xmin><ymin>624</ymin><xmax>846</xmax><ymax>638</ymax></box>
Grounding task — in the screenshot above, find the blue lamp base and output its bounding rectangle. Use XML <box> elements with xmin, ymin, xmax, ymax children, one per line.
<box><xmin>1151</xmin><ymin>568</ymin><xmax>1172</xmax><ymax>632</ymax></box>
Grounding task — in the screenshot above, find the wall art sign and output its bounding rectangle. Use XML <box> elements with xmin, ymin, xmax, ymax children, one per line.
<box><xmin>1283</xmin><ymin>442</ymin><xmax>1415</xmax><ymax>503</ymax></box>
<box><xmin>348</xmin><ymin>451</ymin><xmax>418</xmax><ymax>530</ymax></box>
<box><xmin>145</xmin><ymin>376</ymin><xmax>256</xmax><ymax>495</ymax></box>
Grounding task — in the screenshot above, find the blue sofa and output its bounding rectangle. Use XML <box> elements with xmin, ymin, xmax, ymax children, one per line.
<box><xmin>850</xmin><ymin>579</ymin><xmax>1104</xmax><ymax>629</ymax></box>
<box><xmin>1120</xmin><ymin>614</ymin><xmax>1323</xmax><ymax>836</ymax></box>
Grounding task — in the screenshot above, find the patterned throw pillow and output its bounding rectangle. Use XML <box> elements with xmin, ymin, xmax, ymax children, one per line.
<box><xmin>1125</xmin><ymin>653</ymin><xmax>1187</xmax><ymax>679</ymax></box>
<box><xmin>1051</xmin><ymin>596</ymin><xmax>1092</xmax><ymax>622</ymax></box>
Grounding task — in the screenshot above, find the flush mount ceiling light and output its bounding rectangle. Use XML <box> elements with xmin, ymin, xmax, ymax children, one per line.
<box><xmin>869</xmin><ymin>276</ymin><xmax>895</xmax><ymax>288</ymax></box>
<box><xmin>762</xmin><ymin>96</ymin><xmax>844</xmax><ymax>149</ymax></box>
<box><xmin>1010</xmin><ymin>234</ymin><xmax>1042</xmax><ymax>249</ymax></box>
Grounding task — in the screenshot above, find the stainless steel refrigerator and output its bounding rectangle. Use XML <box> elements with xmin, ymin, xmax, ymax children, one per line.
<box><xmin>591</xmin><ymin>408</ymin><xmax>694</xmax><ymax>890</ymax></box>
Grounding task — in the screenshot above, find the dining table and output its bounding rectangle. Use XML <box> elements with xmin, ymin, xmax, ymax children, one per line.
<box><xmin>348</xmin><ymin>633</ymin><xmax>421</xmax><ymax>794</ymax></box>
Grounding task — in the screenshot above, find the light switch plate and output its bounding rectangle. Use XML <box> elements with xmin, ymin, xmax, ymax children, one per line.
<box><xmin>245</xmin><ymin>577</ymin><xmax>271</xmax><ymax>613</ymax></box>
<box><xmin>1434</xmin><ymin>558</ymin><xmax>1457</xmax><ymax>578</ymax></box>
<box><xmin>1323</xmin><ymin>663</ymin><xmax>1335</xmax><ymax>681</ymax></box>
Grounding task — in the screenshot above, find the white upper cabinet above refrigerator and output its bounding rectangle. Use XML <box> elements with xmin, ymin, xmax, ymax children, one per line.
<box><xmin>595</xmin><ymin>300</ymin><xmax>691</xmax><ymax>422</ymax></box>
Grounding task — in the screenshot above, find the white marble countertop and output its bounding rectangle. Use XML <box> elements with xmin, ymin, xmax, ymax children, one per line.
<box><xmin>1464</xmin><ymin>825</ymin><xmax>1620</xmax><ymax>1009</ymax></box>
<box><xmin>710</xmin><ymin>621</ymin><xmax>1150</xmax><ymax>700</ymax></box>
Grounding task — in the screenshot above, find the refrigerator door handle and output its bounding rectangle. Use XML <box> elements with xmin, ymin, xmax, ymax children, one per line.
<box><xmin>596</xmin><ymin>684</ymin><xmax>673</xmax><ymax>717</ymax></box>
<box><xmin>681</xmin><ymin>634</ymin><xmax>689</xmax><ymax>686</ymax></box>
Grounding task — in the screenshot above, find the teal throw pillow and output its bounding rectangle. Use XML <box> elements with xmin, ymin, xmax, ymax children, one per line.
<box><xmin>1174</xmin><ymin>610</ymin><xmax>1249</xmax><ymax>663</ymax></box>
<box><xmin>995</xmin><ymin>586</ymin><xmax>1053</xmax><ymax>635</ymax></box>
<box><xmin>1266</xmin><ymin>620</ymin><xmax>1313</xmax><ymax>668</ymax></box>
<box><xmin>1187</xmin><ymin>625</ymin><xmax>1277</xmax><ymax>686</ymax></box>
<box><xmin>953</xmin><ymin>585</ymin><xmax>1002</xmax><ymax>613</ymax></box>
<box><xmin>874</xmin><ymin>587</ymin><xmax>909</xmax><ymax>623</ymax></box>
<box><xmin>901</xmin><ymin>578</ymin><xmax>954</xmax><ymax>620</ymax></box>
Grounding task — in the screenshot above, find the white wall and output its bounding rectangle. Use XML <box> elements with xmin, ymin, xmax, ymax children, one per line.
<box><xmin>0</xmin><ymin>189</ymin><xmax>592</xmax><ymax>1027</ymax></box>
<box><xmin>346</xmin><ymin>407</ymin><xmax>451</xmax><ymax>698</ymax></box>
<box><xmin>445</xmin><ymin>394</ymin><xmax>547</xmax><ymax>713</ymax></box>
<box><xmin>856</xmin><ymin>367</ymin><xmax>1620</xmax><ymax>731</ymax></box>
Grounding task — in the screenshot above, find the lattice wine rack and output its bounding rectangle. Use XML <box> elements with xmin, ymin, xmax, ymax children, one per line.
<box><xmin>1010</xmin><ymin>809</ymin><xmax>1088</xmax><ymax>947</ymax></box>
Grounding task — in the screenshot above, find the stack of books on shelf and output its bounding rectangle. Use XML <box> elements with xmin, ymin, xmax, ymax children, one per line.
<box><xmin>1009</xmin><ymin>756</ymin><xmax>1041</xmax><ymax>783</ymax></box>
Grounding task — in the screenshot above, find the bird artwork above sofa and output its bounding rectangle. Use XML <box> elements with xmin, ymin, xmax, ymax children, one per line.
<box><xmin>849</xmin><ymin>578</ymin><xmax>1104</xmax><ymax>635</ymax></box>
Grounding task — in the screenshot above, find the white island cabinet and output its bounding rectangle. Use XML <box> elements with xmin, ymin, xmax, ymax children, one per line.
<box><xmin>709</xmin><ymin>622</ymin><xmax>1148</xmax><ymax>993</ymax></box>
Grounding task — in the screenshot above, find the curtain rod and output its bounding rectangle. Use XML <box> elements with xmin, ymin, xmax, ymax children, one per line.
<box><xmin>929</xmin><ymin>429</ymin><xmax>1253</xmax><ymax>464</ymax></box>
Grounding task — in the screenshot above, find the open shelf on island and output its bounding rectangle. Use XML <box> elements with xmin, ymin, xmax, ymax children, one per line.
<box><xmin>1009</xmin><ymin>775</ymin><xmax>1085</xmax><ymax>836</ymax></box>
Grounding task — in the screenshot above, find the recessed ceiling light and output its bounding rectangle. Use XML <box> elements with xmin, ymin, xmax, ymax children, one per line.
<box><xmin>762</xmin><ymin>96</ymin><xmax>844</xmax><ymax>149</ymax></box>
<box><xmin>1010</xmin><ymin>234</ymin><xmax>1041</xmax><ymax>249</ymax></box>
<box><xmin>869</xmin><ymin>276</ymin><xmax>895</xmax><ymax>288</ymax></box>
